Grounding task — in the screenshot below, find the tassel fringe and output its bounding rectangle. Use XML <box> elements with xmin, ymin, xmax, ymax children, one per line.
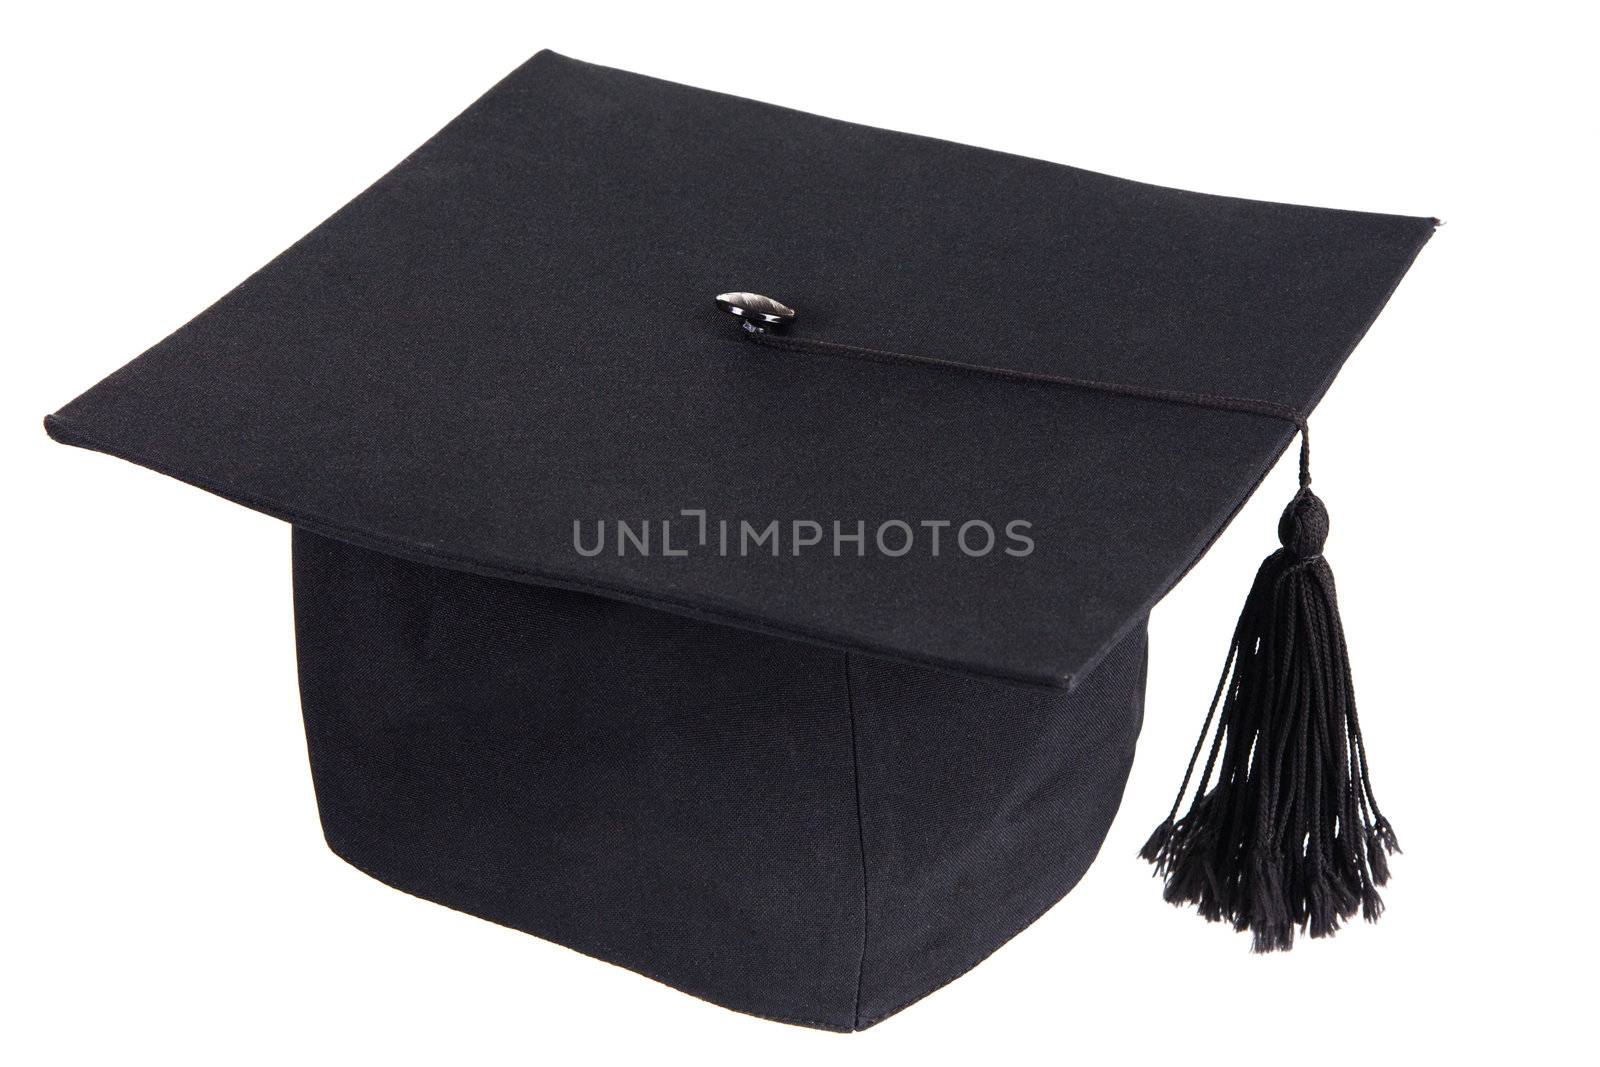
<box><xmin>1142</xmin><ymin>486</ymin><xmax>1398</xmax><ymax>952</ymax></box>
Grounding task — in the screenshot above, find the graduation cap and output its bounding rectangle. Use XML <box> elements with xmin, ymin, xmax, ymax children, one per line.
<box><xmin>46</xmin><ymin>51</ymin><xmax>1434</xmax><ymax>1030</ymax></box>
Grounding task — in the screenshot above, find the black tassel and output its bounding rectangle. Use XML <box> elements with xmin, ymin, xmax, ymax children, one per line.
<box><xmin>1142</xmin><ymin>435</ymin><xmax>1397</xmax><ymax>952</ymax></box>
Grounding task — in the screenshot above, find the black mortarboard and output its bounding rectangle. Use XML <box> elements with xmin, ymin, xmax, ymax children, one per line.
<box><xmin>46</xmin><ymin>51</ymin><xmax>1434</xmax><ymax>1029</ymax></box>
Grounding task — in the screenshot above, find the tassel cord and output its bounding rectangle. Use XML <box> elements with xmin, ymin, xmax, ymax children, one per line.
<box><xmin>743</xmin><ymin>328</ymin><xmax>1315</xmax><ymax>468</ymax></box>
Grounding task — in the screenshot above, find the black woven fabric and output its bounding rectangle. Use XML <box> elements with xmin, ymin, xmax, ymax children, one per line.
<box><xmin>46</xmin><ymin>50</ymin><xmax>1431</xmax><ymax>1027</ymax></box>
<box><xmin>44</xmin><ymin>49</ymin><xmax>1434</xmax><ymax>687</ymax></box>
<box><xmin>294</xmin><ymin>529</ymin><xmax>1147</xmax><ymax>1030</ymax></box>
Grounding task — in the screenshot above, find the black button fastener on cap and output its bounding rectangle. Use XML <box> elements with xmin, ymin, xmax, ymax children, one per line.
<box><xmin>715</xmin><ymin>292</ymin><xmax>796</xmax><ymax>334</ymax></box>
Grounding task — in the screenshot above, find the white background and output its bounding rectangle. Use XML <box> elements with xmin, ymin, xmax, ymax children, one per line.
<box><xmin>5</xmin><ymin>2</ymin><xmax>1595</xmax><ymax>1063</ymax></box>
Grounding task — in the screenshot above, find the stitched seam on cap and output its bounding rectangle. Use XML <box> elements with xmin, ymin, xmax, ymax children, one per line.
<box><xmin>843</xmin><ymin>650</ymin><xmax>870</xmax><ymax>1031</ymax></box>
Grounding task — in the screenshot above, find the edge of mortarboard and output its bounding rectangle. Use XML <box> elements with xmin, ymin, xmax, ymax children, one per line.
<box><xmin>1067</xmin><ymin>215</ymin><xmax>1439</xmax><ymax>690</ymax></box>
<box><xmin>41</xmin><ymin>411</ymin><xmax>1085</xmax><ymax>692</ymax></box>
<box><xmin>535</xmin><ymin>49</ymin><xmax>1445</xmax><ymax>232</ymax></box>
